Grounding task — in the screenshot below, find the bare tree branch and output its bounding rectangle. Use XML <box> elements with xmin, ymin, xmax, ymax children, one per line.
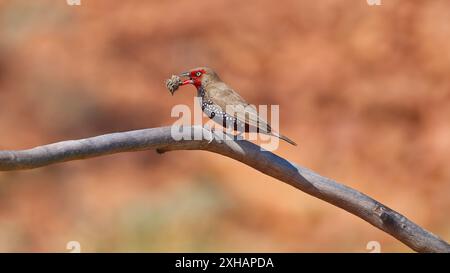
<box><xmin>0</xmin><ymin>126</ymin><xmax>449</xmax><ymax>252</ymax></box>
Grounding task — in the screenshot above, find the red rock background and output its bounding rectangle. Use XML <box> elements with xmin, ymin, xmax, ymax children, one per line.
<box><xmin>0</xmin><ymin>0</ymin><xmax>449</xmax><ymax>252</ymax></box>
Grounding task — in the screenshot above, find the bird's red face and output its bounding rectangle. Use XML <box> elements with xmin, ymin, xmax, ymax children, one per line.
<box><xmin>179</xmin><ymin>69</ymin><xmax>206</xmax><ymax>89</ymax></box>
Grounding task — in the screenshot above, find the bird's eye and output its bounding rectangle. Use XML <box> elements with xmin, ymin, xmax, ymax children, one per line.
<box><xmin>195</xmin><ymin>71</ymin><xmax>202</xmax><ymax>77</ymax></box>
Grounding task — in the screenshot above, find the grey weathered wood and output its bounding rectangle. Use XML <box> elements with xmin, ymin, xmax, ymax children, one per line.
<box><xmin>0</xmin><ymin>126</ymin><xmax>449</xmax><ymax>252</ymax></box>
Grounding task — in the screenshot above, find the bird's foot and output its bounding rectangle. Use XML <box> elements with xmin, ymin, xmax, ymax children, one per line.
<box><xmin>234</xmin><ymin>131</ymin><xmax>245</xmax><ymax>141</ymax></box>
<box><xmin>203</xmin><ymin>125</ymin><xmax>215</xmax><ymax>144</ymax></box>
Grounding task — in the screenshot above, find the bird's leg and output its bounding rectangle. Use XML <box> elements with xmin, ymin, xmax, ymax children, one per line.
<box><xmin>233</xmin><ymin>122</ymin><xmax>247</xmax><ymax>141</ymax></box>
<box><xmin>202</xmin><ymin>124</ymin><xmax>215</xmax><ymax>144</ymax></box>
<box><xmin>234</xmin><ymin>130</ymin><xmax>245</xmax><ymax>141</ymax></box>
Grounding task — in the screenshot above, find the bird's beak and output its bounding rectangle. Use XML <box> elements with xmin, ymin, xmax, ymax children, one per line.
<box><xmin>179</xmin><ymin>72</ymin><xmax>193</xmax><ymax>86</ymax></box>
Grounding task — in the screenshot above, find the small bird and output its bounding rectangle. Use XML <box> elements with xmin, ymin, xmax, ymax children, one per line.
<box><xmin>168</xmin><ymin>67</ymin><xmax>297</xmax><ymax>146</ymax></box>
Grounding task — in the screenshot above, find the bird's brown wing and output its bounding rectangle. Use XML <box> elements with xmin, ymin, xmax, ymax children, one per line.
<box><xmin>206</xmin><ymin>82</ymin><xmax>271</xmax><ymax>133</ymax></box>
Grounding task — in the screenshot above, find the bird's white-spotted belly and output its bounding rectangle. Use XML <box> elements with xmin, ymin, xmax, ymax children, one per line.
<box><xmin>198</xmin><ymin>88</ymin><xmax>246</xmax><ymax>132</ymax></box>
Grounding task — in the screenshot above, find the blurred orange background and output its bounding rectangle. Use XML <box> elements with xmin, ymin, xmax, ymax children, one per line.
<box><xmin>0</xmin><ymin>0</ymin><xmax>449</xmax><ymax>252</ymax></box>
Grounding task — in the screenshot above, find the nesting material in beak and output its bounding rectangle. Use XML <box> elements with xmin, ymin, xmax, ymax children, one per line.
<box><xmin>165</xmin><ymin>75</ymin><xmax>182</xmax><ymax>95</ymax></box>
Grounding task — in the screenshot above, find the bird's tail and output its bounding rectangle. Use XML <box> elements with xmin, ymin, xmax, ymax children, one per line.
<box><xmin>271</xmin><ymin>132</ymin><xmax>297</xmax><ymax>146</ymax></box>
